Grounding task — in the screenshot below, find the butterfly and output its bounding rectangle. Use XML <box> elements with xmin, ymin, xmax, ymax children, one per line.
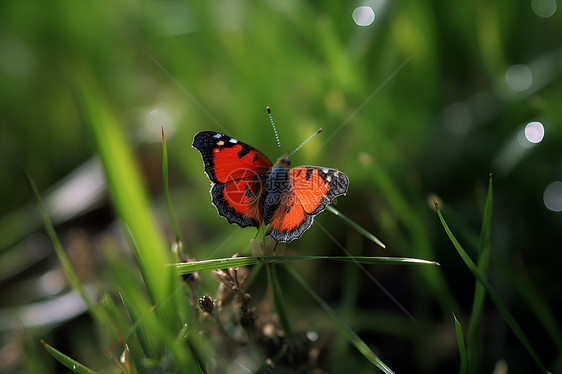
<box><xmin>192</xmin><ymin>125</ymin><xmax>349</xmax><ymax>243</ymax></box>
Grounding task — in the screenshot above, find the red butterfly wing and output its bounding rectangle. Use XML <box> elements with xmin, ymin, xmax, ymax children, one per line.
<box><xmin>267</xmin><ymin>166</ymin><xmax>349</xmax><ymax>242</ymax></box>
<box><xmin>193</xmin><ymin>131</ymin><xmax>272</xmax><ymax>228</ymax></box>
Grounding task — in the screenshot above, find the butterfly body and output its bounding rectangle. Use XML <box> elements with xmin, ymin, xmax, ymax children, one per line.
<box><xmin>263</xmin><ymin>155</ymin><xmax>291</xmax><ymax>224</ymax></box>
<box><xmin>193</xmin><ymin>131</ymin><xmax>348</xmax><ymax>243</ymax></box>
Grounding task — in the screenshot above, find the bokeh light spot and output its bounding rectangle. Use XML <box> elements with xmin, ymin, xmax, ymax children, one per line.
<box><xmin>306</xmin><ymin>331</ymin><xmax>319</xmax><ymax>342</ymax></box>
<box><xmin>531</xmin><ymin>0</ymin><xmax>557</xmax><ymax>17</ymax></box>
<box><xmin>352</xmin><ymin>6</ymin><xmax>375</xmax><ymax>26</ymax></box>
<box><xmin>505</xmin><ymin>64</ymin><xmax>533</xmax><ymax>92</ymax></box>
<box><xmin>40</xmin><ymin>270</ymin><xmax>65</xmax><ymax>295</ymax></box>
<box><xmin>141</xmin><ymin>108</ymin><xmax>175</xmax><ymax>143</ymax></box>
<box><xmin>524</xmin><ymin>121</ymin><xmax>544</xmax><ymax>143</ymax></box>
<box><xmin>544</xmin><ymin>181</ymin><xmax>562</xmax><ymax>212</ymax></box>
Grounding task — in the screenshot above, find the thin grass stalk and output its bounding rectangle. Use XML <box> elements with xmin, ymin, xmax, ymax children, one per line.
<box><xmin>24</xmin><ymin>168</ymin><xmax>118</xmax><ymax>337</ymax></box>
<box><xmin>24</xmin><ymin>169</ymin><xmax>94</xmax><ymax>309</ymax></box>
<box><xmin>435</xmin><ymin>203</ymin><xmax>549</xmax><ymax>373</ymax></box>
<box><xmin>77</xmin><ymin>69</ymin><xmax>197</xmax><ymax>369</ymax></box>
<box><xmin>175</xmin><ymin>255</ymin><xmax>439</xmax><ymax>275</ymax></box>
<box><xmin>161</xmin><ymin>128</ymin><xmax>185</xmax><ymax>250</ymax></box>
<box><xmin>41</xmin><ymin>341</ymin><xmax>96</xmax><ymax>374</ymax></box>
<box><xmin>436</xmin><ymin>193</ymin><xmax>562</xmax><ymax>356</ymax></box>
<box><xmin>77</xmin><ymin>69</ymin><xmax>174</xmax><ymax>311</ymax></box>
<box><xmin>364</xmin><ymin>158</ymin><xmax>459</xmax><ymax>315</ymax></box>
<box><xmin>467</xmin><ymin>174</ymin><xmax>493</xmax><ymax>372</ymax></box>
<box><xmin>326</xmin><ymin>205</ymin><xmax>386</xmax><ymax>248</ymax></box>
<box><xmin>454</xmin><ymin>313</ymin><xmax>469</xmax><ymax>374</ymax></box>
<box><xmin>283</xmin><ymin>264</ymin><xmax>395</xmax><ymax>374</ymax></box>
<box><xmin>266</xmin><ymin>263</ymin><xmax>295</xmax><ymax>345</ymax></box>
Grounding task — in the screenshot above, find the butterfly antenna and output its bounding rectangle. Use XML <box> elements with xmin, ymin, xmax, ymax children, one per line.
<box><xmin>290</xmin><ymin>128</ymin><xmax>322</xmax><ymax>156</ymax></box>
<box><xmin>267</xmin><ymin>106</ymin><xmax>283</xmax><ymax>152</ymax></box>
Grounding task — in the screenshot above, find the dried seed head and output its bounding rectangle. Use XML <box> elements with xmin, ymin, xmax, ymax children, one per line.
<box><xmin>198</xmin><ymin>294</ymin><xmax>214</xmax><ymax>314</ymax></box>
<box><xmin>212</xmin><ymin>269</ymin><xmax>230</xmax><ymax>284</ymax></box>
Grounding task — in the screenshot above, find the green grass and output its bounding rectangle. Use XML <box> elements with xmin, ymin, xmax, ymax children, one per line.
<box><xmin>24</xmin><ymin>99</ymin><xmax>440</xmax><ymax>371</ymax></box>
<box><xmin>435</xmin><ymin>188</ymin><xmax>549</xmax><ymax>373</ymax></box>
<box><xmin>1</xmin><ymin>1</ymin><xmax>560</xmax><ymax>373</ymax></box>
<box><xmin>41</xmin><ymin>340</ymin><xmax>96</xmax><ymax>374</ymax></box>
<box><xmin>27</xmin><ymin>153</ymin><xmax>439</xmax><ymax>372</ymax></box>
<box><xmin>453</xmin><ymin>313</ymin><xmax>468</xmax><ymax>374</ymax></box>
<box><xmin>27</xmin><ymin>128</ymin><xmax>553</xmax><ymax>372</ymax></box>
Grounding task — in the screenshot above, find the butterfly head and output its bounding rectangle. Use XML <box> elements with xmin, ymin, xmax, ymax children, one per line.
<box><xmin>275</xmin><ymin>153</ymin><xmax>291</xmax><ymax>167</ymax></box>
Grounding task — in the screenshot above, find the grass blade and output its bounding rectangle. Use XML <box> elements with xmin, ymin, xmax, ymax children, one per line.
<box><xmin>175</xmin><ymin>255</ymin><xmax>439</xmax><ymax>275</ymax></box>
<box><xmin>454</xmin><ymin>313</ymin><xmax>468</xmax><ymax>374</ymax></box>
<box><xmin>283</xmin><ymin>264</ymin><xmax>395</xmax><ymax>374</ymax></box>
<box><xmin>77</xmin><ymin>68</ymin><xmax>197</xmax><ymax>368</ymax></box>
<box><xmin>435</xmin><ymin>189</ymin><xmax>562</xmax><ymax>356</ymax></box>
<box><xmin>467</xmin><ymin>174</ymin><xmax>493</xmax><ymax>370</ymax></box>
<box><xmin>41</xmin><ymin>340</ymin><xmax>96</xmax><ymax>374</ymax></box>
<box><xmin>495</xmin><ymin>259</ymin><xmax>562</xmax><ymax>355</ymax></box>
<box><xmin>434</xmin><ymin>202</ymin><xmax>549</xmax><ymax>373</ymax></box>
<box><xmin>78</xmin><ymin>69</ymin><xmax>175</xmax><ymax>310</ymax></box>
<box><xmin>23</xmin><ymin>168</ymin><xmax>118</xmax><ymax>336</ymax></box>
<box><xmin>266</xmin><ymin>263</ymin><xmax>295</xmax><ymax>345</ymax></box>
<box><xmin>327</xmin><ymin>205</ymin><xmax>386</xmax><ymax>248</ymax></box>
<box><xmin>23</xmin><ymin>168</ymin><xmax>94</xmax><ymax>310</ymax></box>
<box><xmin>365</xmin><ymin>156</ymin><xmax>458</xmax><ymax>315</ymax></box>
<box><xmin>162</xmin><ymin>128</ymin><xmax>185</xmax><ymax>249</ymax></box>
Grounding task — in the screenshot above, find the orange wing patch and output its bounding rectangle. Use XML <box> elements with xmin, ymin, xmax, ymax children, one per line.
<box><xmin>266</xmin><ymin>166</ymin><xmax>349</xmax><ymax>242</ymax></box>
<box><xmin>267</xmin><ymin>192</ymin><xmax>313</xmax><ymax>243</ymax></box>
<box><xmin>290</xmin><ymin>167</ymin><xmax>348</xmax><ymax>214</ymax></box>
<box><xmin>268</xmin><ymin>193</ymin><xmax>305</xmax><ymax>231</ymax></box>
<box><xmin>289</xmin><ymin>168</ymin><xmax>331</xmax><ymax>213</ymax></box>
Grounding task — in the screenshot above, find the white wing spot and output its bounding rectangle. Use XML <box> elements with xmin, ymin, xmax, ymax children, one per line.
<box><xmin>229</xmin><ymin>138</ymin><xmax>238</xmax><ymax>143</ymax></box>
<box><xmin>326</xmin><ymin>175</ymin><xmax>332</xmax><ymax>182</ymax></box>
<box><xmin>213</xmin><ymin>133</ymin><xmax>221</xmax><ymax>138</ymax></box>
<box><xmin>322</xmin><ymin>168</ymin><xmax>329</xmax><ymax>174</ymax></box>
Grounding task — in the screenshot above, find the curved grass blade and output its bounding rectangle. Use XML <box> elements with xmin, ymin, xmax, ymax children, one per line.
<box><xmin>283</xmin><ymin>264</ymin><xmax>394</xmax><ymax>374</ymax></box>
<box><xmin>175</xmin><ymin>255</ymin><xmax>439</xmax><ymax>275</ymax></box>
<box><xmin>435</xmin><ymin>189</ymin><xmax>562</xmax><ymax>356</ymax></box>
<box><xmin>41</xmin><ymin>340</ymin><xmax>96</xmax><ymax>374</ymax></box>
<box><xmin>78</xmin><ymin>70</ymin><xmax>174</xmax><ymax>310</ymax></box>
<box><xmin>495</xmin><ymin>259</ymin><xmax>562</xmax><ymax>355</ymax></box>
<box><xmin>454</xmin><ymin>313</ymin><xmax>468</xmax><ymax>374</ymax></box>
<box><xmin>23</xmin><ymin>168</ymin><xmax>93</xmax><ymax>309</ymax></box>
<box><xmin>266</xmin><ymin>263</ymin><xmax>295</xmax><ymax>345</ymax></box>
<box><xmin>162</xmin><ymin>128</ymin><xmax>185</xmax><ymax>249</ymax></box>
<box><xmin>468</xmin><ymin>174</ymin><xmax>493</xmax><ymax>369</ymax></box>
<box><xmin>434</xmin><ymin>203</ymin><xmax>549</xmax><ymax>373</ymax></box>
<box><xmin>365</xmin><ymin>157</ymin><xmax>458</xmax><ymax>314</ymax></box>
<box><xmin>23</xmin><ymin>168</ymin><xmax>116</xmax><ymax>333</ymax></box>
<box><xmin>327</xmin><ymin>205</ymin><xmax>386</xmax><ymax>249</ymax></box>
<box><xmin>78</xmin><ymin>69</ymin><xmax>195</xmax><ymax>368</ymax></box>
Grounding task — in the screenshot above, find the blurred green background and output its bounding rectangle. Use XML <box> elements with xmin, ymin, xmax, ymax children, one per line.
<box><xmin>1</xmin><ymin>0</ymin><xmax>561</xmax><ymax>373</ymax></box>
